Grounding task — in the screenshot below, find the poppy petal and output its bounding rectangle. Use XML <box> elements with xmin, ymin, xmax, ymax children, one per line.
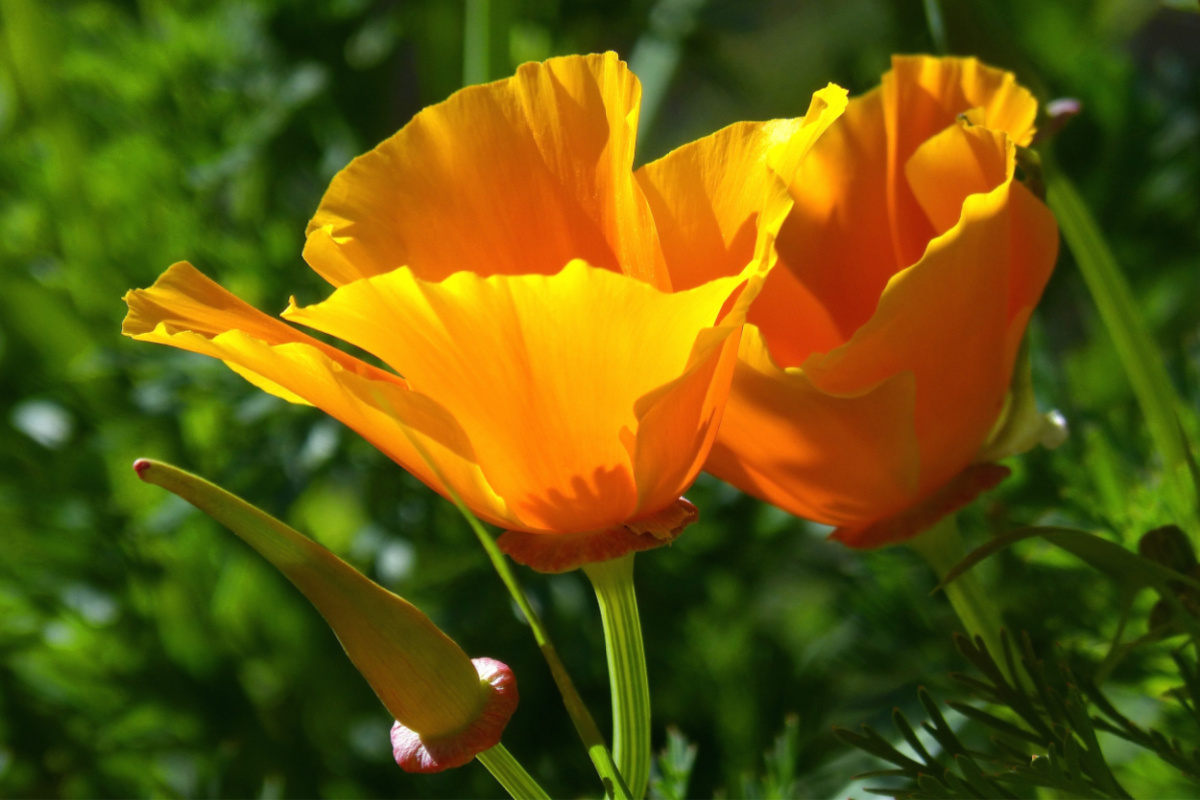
<box><xmin>905</xmin><ymin>121</ymin><xmax>1011</xmax><ymax>237</ymax></box>
<box><xmin>122</xmin><ymin>266</ymin><xmax>514</xmax><ymax>527</ymax></box>
<box><xmin>304</xmin><ymin>52</ymin><xmax>665</xmax><ymax>289</ymax></box>
<box><xmin>284</xmin><ymin>261</ymin><xmax>746</xmax><ymax>533</ymax></box>
<box><xmin>883</xmin><ymin>55</ymin><xmax>1038</xmax><ymax>268</ymax></box>
<box><xmin>122</xmin><ymin>262</ymin><xmax>401</xmax><ymax>404</ymax></box>
<box><xmin>770</xmin><ymin>88</ymin><xmax>897</xmax><ymax>348</ymax></box>
<box><xmin>888</xmin><ymin>55</ymin><xmax>1038</xmax><ymax>149</ymax></box>
<box><xmin>804</xmin><ymin>167</ymin><xmax>1058</xmax><ymax>501</ymax></box>
<box><xmin>707</xmin><ymin>325</ymin><xmax>921</xmax><ymax>526</ymax></box>
<box><xmin>831</xmin><ymin>463</ymin><xmax>1011</xmax><ymax>549</ymax></box>
<box><xmin>635</xmin><ymin>84</ymin><xmax>848</xmax><ymax>292</ymax></box>
<box><xmin>629</xmin><ymin>311</ymin><xmax>743</xmax><ymax>514</ymax></box>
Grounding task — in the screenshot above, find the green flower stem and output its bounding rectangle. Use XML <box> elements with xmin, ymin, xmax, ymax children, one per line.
<box><xmin>628</xmin><ymin>0</ymin><xmax>707</xmax><ymax>140</ymax></box>
<box><xmin>465</xmin><ymin>513</ymin><xmax>633</xmax><ymax>800</ymax></box>
<box><xmin>909</xmin><ymin>515</ymin><xmax>1012</xmax><ymax>682</ymax></box>
<box><xmin>583</xmin><ymin>553</ymin><xmax>650</xmax><ymax>800</ymax></box>
<box><xmin>476</xmin><ymin>743</ymin><xmax>551</xmax><ymax>800</ymax></box>
<box><xmin>462</xmin><ymin>0</ymin><xmax>490</xmax><ymax>86</ymax></box>
<box><xmin>921</xmin><ymin>0</ymin><xmax>948</xmax><ymax>55</ymax></box>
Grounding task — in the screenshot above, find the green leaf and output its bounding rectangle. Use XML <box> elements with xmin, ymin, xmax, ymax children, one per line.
<box><xmin>1046</xmin><ymin>167</ymin><xmax>1200</xmax><ymax>533</ymax></box>
<box><xmin>649</xmin><ymin>727</ymin><xmax>697</xmax><ymax>800</ymax></box>
<box><xmin>940</xmin><ymin>526</ymin><xmax>1200</xmax><ymax>641</ymax></box>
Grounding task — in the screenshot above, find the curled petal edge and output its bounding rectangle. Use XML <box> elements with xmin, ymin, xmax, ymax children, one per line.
<box><xmin>392</xmin><ymin>658</ymin><xmax>518</xmax><ymax>773</ymax></box>
<box><xmin>496</xmin><ymin>498</ymin><xmax>698</xmax><ymax>574</ymax></box>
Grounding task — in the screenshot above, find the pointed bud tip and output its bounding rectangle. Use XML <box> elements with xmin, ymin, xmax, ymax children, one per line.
<box><xmin>133</xmin><ymin>458</ymin><xmax>153</xmax><ymax>479</ymax></box>
<box><xmin>391</xmin><ymin>658</ymin><xmax>518</xmax><ymax>773</ymax></box>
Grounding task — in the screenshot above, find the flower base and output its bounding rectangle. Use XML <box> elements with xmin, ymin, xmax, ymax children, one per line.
<box><xmin>497</xmin><ymin>498</ymin><xmax>698</xmax><ymax>573</ymax></box>
<box><xmin>832</xmin><ymin>463</ymin><xmax>1010</xmax><ymax>549</ymax></box>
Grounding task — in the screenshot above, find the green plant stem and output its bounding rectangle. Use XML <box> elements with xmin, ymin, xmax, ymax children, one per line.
<box><xmin>583</xmin><ymin>554</ymin><xmax>651</xmax><ymax>800</ymax></box>
<box><xmin>464</xmin><ymin>513</ymin><xmax>634</xmax><ymax>800</ymax></box>
<box><xmin>909</xmin><ymin>515</ymin><xmax>1012</xmax><ymax>682</ymax></box>
<box><xmin>386</xmin><ymin>419</ymin><xmax>632</xmax><ymax>799</ymax></box>
<box><xmin>462</xmin><ymin>0</ymin><xmax>490</xmax><ymax>86</ymax></box>
<box><xmin>629</xmin><ymin>0</ymin><xmax>707</xmax><ymax>142</ymax></box>
<box><xmin>921</xmin><ymin>0</ymin><xmax>948</xmax><ymax>54</ymax></box>
<box><xmin>476</xmin><ymin>743</ymin><xmax>552</xmax><ymax>800</ymax></box>
<box><xmin>1046</xmin><ymin>165</ymin><xmax>1200</xmax><ymax>534</ymax></box>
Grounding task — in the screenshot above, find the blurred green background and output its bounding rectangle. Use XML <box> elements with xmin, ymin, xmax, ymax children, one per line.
<box><xmin>2</xmin><ymin>0</ymin><xmax>1199</xmax><ymax>797</ymax></box>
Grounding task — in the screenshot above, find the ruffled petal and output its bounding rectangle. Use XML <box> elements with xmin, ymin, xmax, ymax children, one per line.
<box><xmin>770</xmin><ymin>88</ymin><xmax>896</xmax><ymax>352</ymax></box>
<box><xmin>803</xmin><ymin>152</ymin><xmax>1058</xmax><ymax>501</ymax></box>
<box><xmin>304</xmin><ymin>52</ymin><xmax>665</xmax><ymax>289</ymax></box>
<box><xmin>627</xmin><ymin>268</ymin><xmax>760</xmax><ymax>514</ymax></box>
<box><xmin>122</xmin><ymin>262</ymin><xmax>402</xmax><ymax>404</ymax></box>
<box><xmin>284</xmin><ymin>261</ymin><xmax>747</xmax><ymax>533</ymax></box>
<box><xmin>888</xmin><ymin>55</ymin><xmax>1038</xmax><ymax>148</ymax></box>
<box><xmin>706</xmin><ymin>325</ymin><xmax>921</xmax><ymax>526</ymax></box>
<box><xmin>122</xmin><ymin>265</ymin><xmax>514</xmax><ymax>527</ymax></box>
<box><xmin>831</xmin><ymin>463</ymin><xmax>1011</xmax><ymax>549</ymax></box>
<box><xmin>905</xmin><ymin>121</ymin><xmax>1010</xmax><ymax>237</ymax></box>
<box><xmin>711</xmin><ymin>55</ymin><xmax>1054</xmax><ymax>540</ymax></box>
<box><xmin>635</xmin><ymin>84</ymin><xmax>848</xmax><ymax>292</ymax></box>
<box><xmin>883</xmin><ymin>55</ymin><xmax>1038</xmax><ymax>268</ymax></box>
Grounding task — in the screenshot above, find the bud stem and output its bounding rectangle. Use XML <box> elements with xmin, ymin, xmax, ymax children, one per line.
<box><xmin>476</xmin><ymin>743</ymin><xmax>551</xmax><ymax>800</ymax></box>
<box><xmin>387</xmin><ymin>418</ymin><xmax>633</xmax><ymax>799</ymax></box>
<box><xmin>466</xmin><ymin>514</ymin><xmax>632</xmax><ymax>799</ymax></box>
<box><xmin>583</xmin><ymin>553</ymin><xmax>650</xmax><ymax>800</ymax></box>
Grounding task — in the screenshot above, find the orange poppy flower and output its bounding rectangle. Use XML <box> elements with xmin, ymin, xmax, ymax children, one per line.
<box><xmin>702</xmin><ymin>55</ymin><xmax>1060</xmax><ymax>549</ymax></box>
<box><xmin>123</xmin><ymin>53</ymin><xmax>847</xmax><ymax>572</ymax></box>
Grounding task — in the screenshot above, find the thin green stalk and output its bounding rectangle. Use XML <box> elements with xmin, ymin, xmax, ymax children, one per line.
<box><xmin>1046</xmin><ymin>166</ymin><xmax>1200</xmax><ymax>534</ymax></box>
<box><xmin>909</xmin><ymin>515</ymin><xmax>1012</xmax><ymax>683</ymax></box>
<box><xmin>383</xmin><ymin>417</ymin><xmax>632</xmax><ymax>799</ymax></box>
<box><xmin>465</xmin><ymin>512</ymin><xmax>632</xmax><ymax>800</ymax></box>
<box><xmin>629</xmin><ymin>0</ymin><xmax>707</xmax><ymax>143</ymax></box>
<box><xmin>476</xmin><ymin>743</ymin><xmax>552</xmax><ymax>800</ymax></box>
<box><xmin>463</xmin><ymin>0</ymin><xmax>490</xmax><ymax>86</ymax></box>
<box><xmin>583</xmin><ymin>554</ymin><xmax>650</xmax><ymax>800</ymax></box>
<box><xmin>921</xmin><ymin>0</ymin><xmax>949</xmax><ymax>54</ymax></box>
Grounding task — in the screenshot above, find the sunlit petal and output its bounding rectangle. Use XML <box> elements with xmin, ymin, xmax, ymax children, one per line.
<box><xmin>883</xmin><ymin>54</ymin><xmax>1037</xmax><ymax>269</ymax></box>
<box><xmin>803</xmin><ymin>172</ymin><xmax>1058</xmax><ymax>501</ymax></box>
<box><xmin>122</xmin><ymin>264</ymin><xmax>514</xmax><ymax>527</ymax></box>
<box><xmin>707</xmin><ymin>325</ymin><xmax>921</xmax><ymax>526</ymax></box>
<box><xmin>304</xmin><ymin>53</ymin><xmax>665</xmax><ymax>289</ymax></box>
<box><xmin>635</xmin><ymin>84</ymin><xmax>848</xmax><ymax>292</ymax></box>
<box><xmin>284</xmin><ymin>261</ymin><xmax>746</xmax><ymax>533</ymax></box>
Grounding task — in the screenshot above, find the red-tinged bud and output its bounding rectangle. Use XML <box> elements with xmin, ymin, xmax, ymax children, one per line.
<box><xmin>392</xmin><ymin>657</ymin><xmax>518</xmax><ymax>772</ymax></box>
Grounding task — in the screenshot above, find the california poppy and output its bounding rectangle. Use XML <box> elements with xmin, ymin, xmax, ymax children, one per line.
<box><xmin>702</xmin><ymin>55</ymin><xmax>1059</xmax><ymax>549</ymax></box>
<box><xmin>124</xmin><ymin>53</ymin><xmax>847</xmax><ymax>572</ymax></box>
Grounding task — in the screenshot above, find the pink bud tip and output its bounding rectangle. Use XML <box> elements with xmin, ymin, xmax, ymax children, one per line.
<box><xmin>1033</xmin><ymin>98</ymin><xmax>1083</xmax><ymax>144</ymax></box>
<box><xmin>132</xmin><ymin>459</ymin><xmax>152</xmax><ymax>479</ymax></box>
<box><xmin>391</xmin><ymin>658</ymin><xmax>518</xmax><ymax>773</ymax></box>
<box><xmin>1046</xmin><ymin>97</ymin><xmax>1082</xmax><ymax>119</ymax></box>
